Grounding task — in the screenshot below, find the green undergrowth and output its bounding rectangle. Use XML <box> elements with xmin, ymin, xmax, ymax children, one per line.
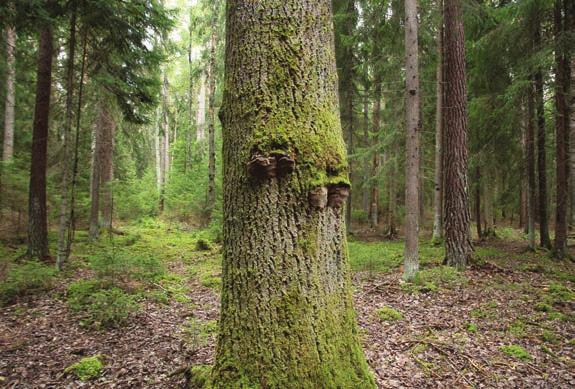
<box><xmin>0</xmin><ymin>260</ymin><xmax>57</xmax><ymax>306</ymax></box>
<box><xmin>499</xmin><ymin>344</ymin><xmax>531</xmax><ymax>360</ymax></box>
<box><xmin>403</xmin><ymin>266</ymin><xmax>468</xmax><ymax>293</ymax></box>
<box><xmin>348</xmin><ymin>239</ymin><xmax>443</xmax><ymax>273</ymax></box>
<box><xmin>65</xmin><ymin>355</ymin><xmax>104</xmax><ymax>381</ymax></box>
<box><xmin>375</xmin><ymin>306</ymin><xmax>403</xmax><ymax>322</ymax></box>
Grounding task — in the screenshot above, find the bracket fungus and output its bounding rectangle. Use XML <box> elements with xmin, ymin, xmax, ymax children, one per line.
<box><xmin>327</xmin><ymin>183</ymin><xmax>350</xmax><ymax>208</ymax></box>
<box><xmin>247</xmin><ymin>152</ymin><xmax>295</xmax><ymax>180</ymax></box>
<box><xmin>308</xmin><ymin>186</ymin><xmax>328</xmax><ymax>209</ymax></box>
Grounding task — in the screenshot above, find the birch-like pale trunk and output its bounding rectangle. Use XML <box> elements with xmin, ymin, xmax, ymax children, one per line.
<box><xmin>403</xmin><ymin>0</ymin><xmax>420</xmax><ymax>280</ymax></box>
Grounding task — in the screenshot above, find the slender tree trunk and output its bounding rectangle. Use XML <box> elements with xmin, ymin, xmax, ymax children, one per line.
<box><xmin>527</xmin><ymin>82</ymin><xmax>537</xmax><ymax>250</ymax></box>
<box><xmin>68</xmin><ymin>29</ymin><xmax>87</xmax><ymax>251</ymax></box>
<box><xmin>100</xmin><ymin>102</ymin><xmax>115</xmax><ymax>231</ymax></box>
<box><xmin>370</xmin><ymin>78</ymin><xmax>382</xmax><ymax>229</ymax></box>
<box><xmin>195</xmin><ymin>74</ymin><xmax>207</xmax><ymax>142</ymax></box>
<box><xmin>443</xmin><ymin>0</ymin><xmax>473</xmax><ymax>269</ymax></box>
<box><xmin>205</xmin><ymin>8</ymin><xmax>218</xmax><ymax>226</ymax></box>
<box><xmin>362</xmin><ymin>90</ymin><xmax>370</xmax><ymax>216</ymax></box>
<box><xmin>212</xmin><ymin>2</ymin><xmax>375</xmax><ymax>387</ymax></box>
<box><xmin>89</xmin><ymin>100</ymin><xmax>105</xmax><ymax>240</ymax></box>
<box><xmin>475</xmin><ymin>166</ymin><xmax>482</xmax><ymax>240</ymax></box>
<box><xmin>520</xmin><ymin>117</ymin><xmax>528</xmax><ymax>232</ymax></box>
<box><xmin>3</xmin><ymin>24</ymin><xmax>16</xmax><ymax>162</ymax></box>
<box><xmin>432</xmin><ymin>12</ymin><xmax>444</xmax><ymax>242</ymax></box>
<box><xmin>553</xmin><ymin>0</ymin><xmax>569</xmax><ymax>259</ymax></box>
<box><xmin>403</xmin><ymin>0</ymin><xmax>420</xmax><ymax>280</ymax></box>
<box><xmin>27</xmin><ymin>25</ymin><xmax>53</xmax><ymax>261</ymax></box>
<box><xmin>56</xmin><ymin>10</ymin><xmax>76</xmax><ymax>269</ymax></box>
<box><xmin>570</xmin><ymin>58</ymin><xmax>575</xmax><ymax>229</ymax></box>
<box><xmin>163</xmin><ymin>74</ymin><xmax>170</xmax><ymax>191</ymax></box>
<box><xmin>387</xmin><ymin>149</ymin><xmax>398</xmax><ymax>238</ymax></box>
<box><xmin>533</xmin><ymin>17</ymin><xmax>552</xmax><ymax>248</ymax></box>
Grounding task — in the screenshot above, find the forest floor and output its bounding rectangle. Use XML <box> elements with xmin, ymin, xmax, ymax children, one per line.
<box><xmin>0</xmin><ymin>221</ymin><xmax>574</xmax><ymax>388</ymax></box>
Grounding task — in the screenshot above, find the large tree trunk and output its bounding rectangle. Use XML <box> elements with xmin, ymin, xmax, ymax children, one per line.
<box><xmin>432</xmin><ymin>11</ymin><xmax>444</xmax><ymax>242</ymax></box>
<box><xmin>527</xmin><ymin>82</ymin><xmax>537</xmax><ymax>250</ymax></box>
<box><xmin>27</xmin><ymin>25</ymin><xmax>53</xmax><ymax>261</ymax></box>
<box><xmin>205</xmin><ymin>7</ymin><xmax>218</xmax><ymax>226</ymax></box>
<box><xmin>3</xmin><ymin>24</ymin><xmax>16</xmax><ymax>162</ymax></box>
<box><xmin>56</xmin><ymin>10</ymin><xmax>76</xmax><ymax>269</ymax></box>
<box><xmin>370</xmin><ymin>78</ymin><xmax>382</xmax><ymax>229</ymax></box>
<box><xmin>211</xmin><ymin>1</ymin><xmax>375</xmax><ymax>387</ymax></box>
<box><xmin>443</xmin><ymin>0</ymin><xmax>473</xmax><ymax>269</ymax></box>
<box><xmin>553</xmin><ymin>0</ymin><xmax>569</xmax><ymax>259</ymax></box>
<box><xmin>334</xmin><ymin>0</ymin><xmax>357</xmax><ymax>232</ymax></box>
<box><xmin>403</xmin><ymin>0</ymin><xmax>420</xmax><ymax>280</ymax></box>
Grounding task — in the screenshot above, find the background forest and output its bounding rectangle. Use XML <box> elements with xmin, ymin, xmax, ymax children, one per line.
<box><xmin>0</xmin><ymin>0</ymin><xmax>574</xmax><ymax>387</ymax></box>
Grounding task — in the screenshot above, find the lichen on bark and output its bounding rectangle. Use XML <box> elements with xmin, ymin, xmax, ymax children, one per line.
<box><xmin>211</xmin><ymin>1</ymin><xmax>375</xmax><ymax>388</ymax></box>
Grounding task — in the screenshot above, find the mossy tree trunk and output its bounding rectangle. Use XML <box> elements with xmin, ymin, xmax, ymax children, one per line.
<box><xmin>212</xmin><ymin>1</ymin><xmax>375</xmax><ymax>387</ymax></box>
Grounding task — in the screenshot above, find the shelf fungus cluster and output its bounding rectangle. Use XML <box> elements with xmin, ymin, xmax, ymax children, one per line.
<box><xmin>246</xmin><ymin>151</ymin><xmax>349</xmax><ymax>210</ymax></box>
<box><xmin>246</xmin><ymin>152</ymin><xmax>295</xmax><ymax>179</ymax></box>
<box><xmin>308</xmin><ymin>184</ymin><xmax>349</xmax><ymax>209</ymax></box>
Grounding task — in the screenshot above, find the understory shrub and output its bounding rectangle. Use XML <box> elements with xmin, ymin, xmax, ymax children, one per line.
<box><xmin>0</xmin><ymin>261</ymin><xmax>57</xmax><ymax>305</ymax></box>
<box><xmin>67</xmin><ymin>280</ymin><xmax>139</xmax><ymax>329</ymax></box>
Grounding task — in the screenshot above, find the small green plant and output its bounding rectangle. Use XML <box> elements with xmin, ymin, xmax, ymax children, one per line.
<box><xmin>375</xmin><ymin>306</ymin><xmax>402</xmax><ymax>322</ymax></box>
<box><xmin>466</xmin><ymin>322</ymin><xmax>478</xmax><ymax>333</ymax></box>
<box><xmin>534</xmin><ymin>302</ymin><xmax>553</xmax><ymax>312</ymax></box>
<box><xmin>88</xmin><ymin>249</ymin><xmax>164</xmax><ymax>286</ymax></box>
<box><xmin>188</xmin><ymin>365</ymin><xmax>212</xmax><ymax>388</ymax></box>
<box><xmin>411</xmin><ymin>266</ymin><xmax>467</xmax><ymax>292</ymax></box>
<box><xmin>64</xmin><ymin>355</ymin><xmax>104</xmax><ymax>381</ymax></box>
<box><xmin>181</xmin><ymin>318</ymin><xmax>218</xmax><ymax>351</ymax></box>
<box><xmin>546</xmin><ymin>283</ymin><xmax>574</xmax><ymax>303</ymax></box>
<box><xmin>508</xmin><ymin>319</ymin><xmax>526</xmax><ymax>338</ymax></box>
<box><xmin>67</xmin><ymin>281</ymin><xmax>139</xmax><ymax>329</ymax></box>
<box><xmin>499</xmin><ymin>345</ymin><xmax>531</xmax><ymax>360</ymax></box>
<box><xmin>0</xmin><ymin>261</ymin><xmax>57</xmax><ymax>305</ymax></box>
<box><xmin>541</xmin><ymin>329</ymin><xmax>559</xmax><ymax>344</ymax></box>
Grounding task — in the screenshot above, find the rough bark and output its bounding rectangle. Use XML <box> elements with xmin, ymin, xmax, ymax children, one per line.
<box><xmin>533</xmin><ymin>16</ymin><xmax>552</xmax><ymax>249</ymax></box>
<box><xmin>403</xmin><ymin>0</ymin><xmax>420</xmax><ymax>280</ymax></box>
<box><xmin>443</xmin><ymin>0</ymin><xmax>473</xmax><ymax>269</ymax></box>
<box><xmin>553</xmin><ymin>0</ymin><xmax>569</xmax><ymax>259</ymax></box>
<box><xmin>211</xmin><ymin>1</ymin><xmax>375</xmax><ymax>387</ymax></box>
<box><xmin>527</xmin><ymin>83</ymin><xmax>537</xmax><ymax>250</ymax></box>
<box><xmin>432</xmin><ymin>11</ymin><xmax>444</xmax><ymax>242</ymax></box>
<box><xmin>3</xmin><ymin>24</ymin><xmax>16</xmax><ymax>162</ymax></box>
<box><xmin>27</xmin><ymin>25</ymin><xmax>53</xmax><ymax>260</ymax></box>
<box><xmin>57</xmin><ymin>10</ymin><xmax>76</xmax><ymax>269</ymax></box>
<box><xmin>370</xmin><ymin>78</ymin><xmax>382</xmax><ymax>229</ymax></box>
<box><xmin>334</xmin><ymin>0</ymin><xmax>357</xmax><ymax>232</ymax></box>
<box><xmin>205</xmin><ymin>8</ymin><xmax>218</xmax><ymax>226</ymax></box>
